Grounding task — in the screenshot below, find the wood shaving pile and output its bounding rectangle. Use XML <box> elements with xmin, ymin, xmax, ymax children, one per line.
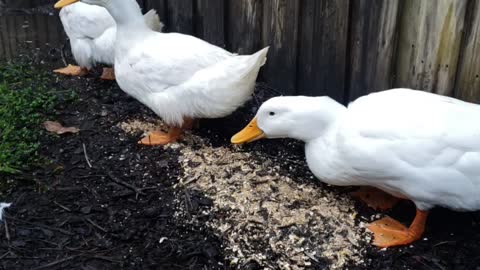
<box><xmin>120</xmin><ymin>120</ymin><xmax>368</xmax><ymax>269</ymax></box>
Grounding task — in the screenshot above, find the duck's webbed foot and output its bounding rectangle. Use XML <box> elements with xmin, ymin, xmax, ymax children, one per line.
<box><xmin>138</xmin><ymin>129</ymin><xmax>181</xmax><ymax>146</ymax></box>
<box><xmin>53</xmin><ymin>64</ymin><xmax>88</xmax><ymax>77</ymax></box>
<box><xmin>100</xmin><ymin>67</ymin><xmax>115</xmax><ymax>80</ymax></box>
<box><xmin>367</xmin><ymin>209</ymin><xmax>428</xmax><ymax>248</ymax></box>
<box><xmin>351</xmin><ymin>186</ymin><xmax>401</xmax><ymax>211</ymax></box>
<box><xmin>138</xmin><ymin>118</ymin><xmax>194</xmax><ymax>146</ymax></box>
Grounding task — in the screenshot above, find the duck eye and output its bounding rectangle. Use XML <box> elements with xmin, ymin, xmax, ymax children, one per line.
<box><xmin>269</xmin><ymin>112</ymin><xmax>275</xmax><ymax>116</ymax></box>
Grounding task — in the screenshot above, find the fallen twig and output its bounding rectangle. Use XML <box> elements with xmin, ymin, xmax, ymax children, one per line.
<box><xmin>7</xmin><ymin>216</ymin><xmax>74</xmax><ymax>236</ymax></box>
<box><xmin>0</xmin><ymin>251</ymin><xmax>10</xmax><ymax>260</ymax></box>
<box><xmin>85</xmin><ymin>255</ymin><xmax>122</xmax><ymax>264</ymax></box>
<box><xmin>277</xmin><ymin>222</ymin><xmax>297</xmax><ymax>229</ymax></box>
<box><xmin>85</xmin><ymin>218</ymin><xmax>107</xmax><ymax>233</ymax></box>
<box><xmin>106</xmin><ymin>172</ymin><xmax>145</xmax><ymax>196</ymax></box>
<box><xmin>183</xmin><ymin>189</ymin><xmax>192</xmax><ymax>215</ymax></box>
<box><xmin>4</xmin><ymin>219</ymin><xmax>10</xmax><ymax>241</ymax></box>
<box><xmin>32</xmin><ymin>255</ymin><xmax>78</xmax><ymax>270</ymax></box>
<box><xmin>304</xmin><ymin>251</ymin><xmax>319</xmax><ymax>263</ymax></box>
<box><xmin>83</xmin><ymin>143</ymin><xmax>93</xmax><ymax>168</ymax></box>
<box><xmin>60</xmin><ymin>40</ymin><xmax>68</xmax><ymax>67</ymax></box>
<box><xmin>53</xmin><ymin>201</ymin><xmax>71</xmax><ymax>212</ymax></box>
<box><xmin>181</xmin><ymin>176</ymin><xmax>200</xmax><ymax>186</ymax></box>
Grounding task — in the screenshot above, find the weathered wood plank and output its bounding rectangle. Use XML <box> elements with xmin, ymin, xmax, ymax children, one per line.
<box><xmin>394</xmin><ymin>0</ymin><xmax>468</xmax><ymax>96</ymax></box>
<box><xmin>15</xmin><ymin>15</ymin><xmax>27</xmax><ymax>53</ymax></box>
<box><xmin>348</xmin><ymin>0</ymin><xmax>401</xmax><ymax>101</ymax></box>
<box><xmin>226</xmin><ymin>0</ymin><xmax>263</xmax><ymax>54</ymax></box>
<box><xmin>22</xmin><ymin>16</ymin><xmax>35</xmax><ymax>53</ymax></box>
<box><xmin>46</xmin><ymin>15</ymin><xmax>63</xmax><ymax>49</ymax></box>
<box><xmin>166</xmin><ymin>0</ymin><xmax>193</xmax><ymax>34</ymax></box>
<box><xmin>194</xmin><ymin>0</ymin><xmax>225</xmax><ymax>47</ymax></box>
<box><xmin>297</xmin><ymin>0</ymin><xmax>349</xmax><ymax>101</ymax></box>
<box><xmin>455</xmin><ymin>0</ymin><xmax>480</xmax><ymax>103</ymax></box>
<box><xmin>0</xmin><ymin>16</ymin><xmax>8</xmax><ymax>58</ymax></box>
<box><xmin>2</xmin><ymin>0</ymin><xmax>51</xmax><ymax>8</ymax></box>
<box><xmin>34</xmin><ymin>14</ymin><xmax>48</xmax><ymax>51</ymax></box>
<box><xmin>6</xmin><ymin>15</ymin><xmax>16</xmax><ymax>59</ymax></box>
<box><xmin>261</xmin><ymin>0</ymin><xmax>300</xmax><ymax>94</ymax></box>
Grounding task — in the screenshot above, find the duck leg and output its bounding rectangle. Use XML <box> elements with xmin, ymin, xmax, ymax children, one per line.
<box><xmin>138</xmin><ymin>118</ymin><xmax>193</xmax><ymax>146</ymax></box>
<box><xmin>367</xmin><ymin>208</ymin><xmax>428</xmax><ymax>248</ymax></box>
<box><xmin>100</xmin><ymin>67</ymin><xmax>116</xmax><ymax>80</ymax></box>
<box><xmin>351</xmin><ymin>187</ymin><xmax>401</xmax><ymax>211</ymax></box>
<box><xmin>53</xmin><ymin>64</ymin><xmax>88</xmax><ymax>77</ymax></box>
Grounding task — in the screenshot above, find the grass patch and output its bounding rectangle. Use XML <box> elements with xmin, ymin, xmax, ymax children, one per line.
<box><xmin>0</xmin><ymin>62</ymin><xmax>63</xmax><ymax>174</ymax></box>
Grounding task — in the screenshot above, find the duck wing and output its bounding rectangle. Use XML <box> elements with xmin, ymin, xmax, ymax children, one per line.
<box><xmin>123</xmin><ymin>32</ymin><xmax>233</xmax><ymax>92</ymax></box>
<box><xmin>339</xmin><ymin>89</ymin><xmax>480</xmax><ymax>209</ymax></box>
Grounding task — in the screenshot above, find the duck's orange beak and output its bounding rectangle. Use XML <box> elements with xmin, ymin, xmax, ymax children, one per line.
<box><xmin>231</xmin><ymin>118</ymin><xmax>265</xmax><ymax>144</ymax></box>
<box><xmin>54</xmin><ymin>0</ymin><xmax>79</xmax><ymax>9</ymax></box>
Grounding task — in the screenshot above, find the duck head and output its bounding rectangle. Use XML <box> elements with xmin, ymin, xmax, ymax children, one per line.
<box><xmin>54</xmin><ymin>0</ymin><xmax>106</xmax><ymax>8</ymax></box>
<box><xmin>55</xmin><ymin>0</ymin><xmax>144</xmax><ymax>26</ymax></box>
<box><xmin>231</xmin><ymin>96</ymin><xmax>346</xmax><ymax>144</ymax></box>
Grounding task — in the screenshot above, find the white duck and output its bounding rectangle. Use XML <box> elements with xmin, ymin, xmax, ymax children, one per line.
<box><xmin>231</xmin><ymin>88</ymin><xmax>480</xmax><ymax>248</ymax></box>
<box><xmin>55</xmin><ymin>0</ymin><xmax>268</xmax><ymax>144</ymax></box>
<box><xmin>54</xmin><ymin>1</ymin><xmax>164</xmax><ymax>80</ymax></box>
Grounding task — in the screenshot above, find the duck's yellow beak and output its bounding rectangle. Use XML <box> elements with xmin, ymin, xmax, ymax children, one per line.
<box><xmin>54</xmin><ymin>0</ymin><xmax>79</xmax><ymax>9</ymax></box>
<box><xmin>231</xmin><ymin>118</ymin><xmax>265</xmax><ymax>144</ymax></box>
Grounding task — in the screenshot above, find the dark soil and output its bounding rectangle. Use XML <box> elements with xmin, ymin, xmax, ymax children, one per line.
<box><xmin>0</xmin><ymin>54</ymin><xmax>479</xmax><ymax>270</ymax></box>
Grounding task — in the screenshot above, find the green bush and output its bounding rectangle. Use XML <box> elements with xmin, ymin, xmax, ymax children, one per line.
<box><xmin>0</xmin><ymin>62</ymin><xmax>57</xmax><ymax>173</ymax></box>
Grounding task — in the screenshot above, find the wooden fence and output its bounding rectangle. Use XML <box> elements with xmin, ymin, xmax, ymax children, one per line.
<box><xmin>1</xmin><ymin>0</ymin><xmax>480</xmax><ymax>104</ymax></box>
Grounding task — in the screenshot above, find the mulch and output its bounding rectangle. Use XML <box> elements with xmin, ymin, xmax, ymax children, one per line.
<box><xmin>0</xmin><ymin>55</ymin><xmax>479</xmax><ymax>270</ymax></box>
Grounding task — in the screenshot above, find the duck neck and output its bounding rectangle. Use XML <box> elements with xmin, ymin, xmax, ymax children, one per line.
<box><xmin>290</xmin><ymin>97</ymin><xmax>346</xmax><ymax>143</ymax></box>
<box><xmin>104</xmin><ymin>0</ymin><xmax>148</xmax><ymax>31</ymax></box>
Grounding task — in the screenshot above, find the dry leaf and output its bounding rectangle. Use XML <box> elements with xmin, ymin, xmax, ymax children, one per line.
<box><xmin>43</xmin><ymin>121</ymin><xmax>80</xmax><ymax>134</ymax></box>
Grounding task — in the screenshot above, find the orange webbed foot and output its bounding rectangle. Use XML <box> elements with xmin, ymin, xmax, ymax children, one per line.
<box><xmin>138</xmin><ymin>130</ymin><xmax>180</xmax><ymax>146</ymax></box>
<box><xmin>138</xmin><ymin>119</ymin><xmax>194</xmax><ymax>146</ymax></box>
<box><xmin>351</xmin><ymin>187</ymin><xmax>401</xmax><ymax>211</ymax></box>
<box><xmin>100</xmin><ymin>67</ymin><xmax>115</xmax><ymax>80</ymax></box>
<box><xmin>53</xmin><ymin>64</ymin><xmax>88</xmax><ymax>77</ymax></box>
<box><xmin>367</xmin><ymin>209</ymin><xmax>428</xmax><ymax>248</ymax></box>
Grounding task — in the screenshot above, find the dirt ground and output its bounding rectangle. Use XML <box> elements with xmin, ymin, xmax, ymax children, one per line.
<box><xmin>0</xmin><ymin>52</ymin><xmax>480</xmax><ymax>270</ymax></box>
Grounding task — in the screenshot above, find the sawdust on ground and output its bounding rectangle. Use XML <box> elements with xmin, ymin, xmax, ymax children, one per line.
<box><xmin>119</xmin><ymin>119</ymin><xmax>369</xmax><ymax>269</ymax></box>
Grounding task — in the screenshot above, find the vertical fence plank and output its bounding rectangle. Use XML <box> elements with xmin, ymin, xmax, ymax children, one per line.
<box><xmin>226</xmin><ymin>0</ymin><xmax>263</xmax><ymax>54</ymax></box>
<box><xmin>455</xmin><ymin>0</ymin><xmax>480</xmax><ymax>103</ymax></box>
<box><xmin>15</xmin><ymin>15</ymin><xmax>26</xmax><ymax>52</ymax></box>
<box><xmin>348</xmin><ymin>0</ymin><xmax>401</xmax><ymax>101</ymax></box>
<box><xmin>34</xmin><ymin>14</ymin><xmax>48</xmax><ymax>50</ymax></box>
<box><xmin>166</xmin><ymin>0</ymin><xmax>193</xmax><ymax>34</ymax></box>
<box><xmin>46</xmin><ymin>15</ymin><xmax>63</xmax><ymax>49</ymax></box>
<box><xmin>23</xmin><ymin>16</ymin><xmax>35</xmax><ymax>53</ymax></box>
<box><xmin>394</xmin><ymin>0</ymin><xmax>468</xmax><ymax>96</ymax></box>
<box><xmin>0</xmin><ymin>16</ymin><xmax>9</xmax><ymax>59</ymax></box>
<box><xmin>6</xmin><ymin>15</ymin><xmax>16</xmax><ymax>58</ymax></box>
<box><xmin>195</xmin><ymin>0</ymin><xmax>225</xmax><ymax>47</ymax></box>
<box><xmin>297</xmin><ymin>0</ymin><xmax>349</xmax><ymax>101</ymax></box>
<box><xmin>261</xmin><ymin>0</ymin><xmax>299</xmax><ymax>94</ymax></box>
